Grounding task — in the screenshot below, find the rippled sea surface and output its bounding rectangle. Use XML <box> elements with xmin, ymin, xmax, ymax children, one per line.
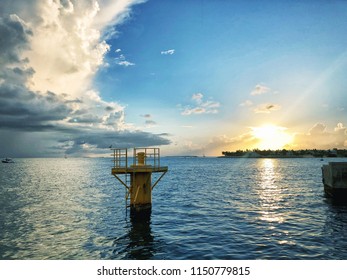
<box><xmin>1</xmin><ymin>157</ymin><xmax>347</xmax><ymax>260</ymax></box>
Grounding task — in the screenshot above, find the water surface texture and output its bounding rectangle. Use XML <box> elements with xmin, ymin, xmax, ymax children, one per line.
<box><xmin>1</xmin><ymin>157</ymin><xmax>347</xmax><ymax>259</ymax></box>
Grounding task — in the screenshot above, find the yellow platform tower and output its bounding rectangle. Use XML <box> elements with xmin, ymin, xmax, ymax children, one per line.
<box><xmin>111</xmin><ymin>148</ymin><xmax>168</xmax><ymax>215</ymax></box>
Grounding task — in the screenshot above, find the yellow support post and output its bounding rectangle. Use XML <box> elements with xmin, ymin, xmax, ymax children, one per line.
<box><xmin>111</xmin><ymin>148</ymin><xmax>168</xmax><ymax>216</ymax></box>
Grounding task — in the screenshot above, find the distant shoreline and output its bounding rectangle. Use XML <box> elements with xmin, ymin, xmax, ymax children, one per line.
<box><xmin>218</xmin><ymin>155</ymin><xmax>347</xmax><ymax>159</ymax></box>
<box><xmin>221</xmin><ymin>149</ymin><xmax>347</xmax><ymax>158</ymax></box>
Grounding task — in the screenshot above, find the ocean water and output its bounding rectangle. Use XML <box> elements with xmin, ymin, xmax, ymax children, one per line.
<box><xmin>1</xmin><ymin>157</ymin><xmax>347</xmax><ymax>260</ymax></box>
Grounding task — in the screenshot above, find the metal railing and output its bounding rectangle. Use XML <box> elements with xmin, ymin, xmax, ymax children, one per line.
<box><xmin>111</xmin><ymin>147</ymin><xmax>162</xmax><ymax>169</ymax></box>
<box><xmin>111</xmin><ymin>148</ymin><xmax>128</xmax><ymax>169</ymax></box>
<box><xmin>133</xmin><ymin>147</ymin><xmax>161</xmax><ymax>168</ymax></box>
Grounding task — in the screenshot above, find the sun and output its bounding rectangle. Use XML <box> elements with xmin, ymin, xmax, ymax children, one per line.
<box><xmin>251</xmin><ymin>124</ymin><xmax>293</xmax><ymax>150</ymax></box>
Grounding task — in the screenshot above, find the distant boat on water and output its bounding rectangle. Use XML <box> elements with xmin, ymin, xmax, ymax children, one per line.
<box><xmin>322</xmin><ymin>162</ymin><xmax>347</xmax><ymax>198</ymax></box>
<box><xmin>2</xmin><ymin>158</ymin><xmax>14</xmax><ymax>163</ymax></box>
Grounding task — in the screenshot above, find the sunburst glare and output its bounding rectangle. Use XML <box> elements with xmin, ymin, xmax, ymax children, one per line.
<box><xmin>252</xmin><ymin>125</ymin><xmax>293</xmax><ymax>150</ymax></box>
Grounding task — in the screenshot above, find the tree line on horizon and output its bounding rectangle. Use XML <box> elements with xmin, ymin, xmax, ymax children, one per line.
<box><xmin>222</xmin><ymin>148</ymin><xmax>347</xmax><ymax>157</ymax></box>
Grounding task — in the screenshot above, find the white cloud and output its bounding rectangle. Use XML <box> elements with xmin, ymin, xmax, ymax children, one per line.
<box><xmin>117</xmin><ymin>60</ymin><xmax>135</xmax><ymax>67</ymax></box>
<box><xmin>251</xmin><ymin>84</ymin><xmax>271</xmax><ymax>96</ymax></box>
<box><xmin>335</xmin><ymin>122</ymin><xmax>346</xmax><ymax>131</ymax></box>
<box><xmin>25</xmin><ymin>1</ymin><xmax>109</xmax><ymax>97</ymax></box>
<box><xmin>22</xmin><ymin>0</ymin><xmax>141</xmax><ymax>95</ymax></box>
<box><xmin>115</xmin><ymin>52</ymin><xmax>135</xmax><ymax>67</ymax></box>
<box><xmin>181</xmin><ymin>93</ymin><xmax>220</xmax><ymax>115</ymax></box>
<box><xmin>161</xmin><ymin>49</ymin><xmax>175</xmax><ymax>55</ymax></box>
<box><xmin>94</xmin><ymin>0</ymin><xmax>147</xmax><ymax>31</ymax></box>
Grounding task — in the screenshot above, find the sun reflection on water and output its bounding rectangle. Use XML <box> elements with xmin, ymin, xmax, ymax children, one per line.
<box><xmin>257</xmin><ymin>159</ymin><xmax>285</xmax><ymax>224</ymax></box>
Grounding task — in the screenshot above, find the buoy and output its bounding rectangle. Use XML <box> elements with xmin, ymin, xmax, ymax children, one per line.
<box><xmin>111</xmin><ymin>148</ymin><xmax>168</xmax><ymax>216</ymax></box>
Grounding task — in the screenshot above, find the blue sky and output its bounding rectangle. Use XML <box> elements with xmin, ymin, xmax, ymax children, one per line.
<box><xmin>1</xmin><ymin>0</ymin><xmax>347</xmax><ymax>156</ymax></box>
<box><xmin>95</xmin><ymin>0</ymin><xmax>347</xmax><ymax>155</ymax></box>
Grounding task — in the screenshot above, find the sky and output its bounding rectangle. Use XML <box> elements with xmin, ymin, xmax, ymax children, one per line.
<box><xmin>1</xmin><ymin>0</ymin><xmax>347</xmax><ymax>157</ymax></box>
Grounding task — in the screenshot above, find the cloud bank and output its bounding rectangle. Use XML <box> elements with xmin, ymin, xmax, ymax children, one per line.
<box><xmin>180</xmin><ymin>93</ymin><xmax>220</xmax><ymax>116</ymax></box>
<box><xmin>292</xmin><ymin>123</ymin><xmax>347</xmax><ymax>149</ymax></box>
<box><xmin>0</xmin><ymin>0</ymin><xmax>170</xmax><ymax>157</ymax></box>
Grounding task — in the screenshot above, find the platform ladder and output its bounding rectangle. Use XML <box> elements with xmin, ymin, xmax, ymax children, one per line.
<box><xmin>111</xmin><ymin>148</ymin><xmax>131</xmax><ymax>209</ymax></box>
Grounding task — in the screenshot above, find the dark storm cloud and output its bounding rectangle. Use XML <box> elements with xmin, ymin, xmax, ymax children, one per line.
<box><xmin>67</xmin><ymin>110</ymin><xmax>123</xmax><ymax>127</ymax></box>
<box><xmin>64</xmin><ymin>98</ymin><xmax>83</xmax><ymax>104</ymax></box>
<box><xmin>0</xmin><ymin>14</ymin><xmax>32</xmax><ymax>63</ymax></box>
<box><xmin>0</xmin><ymin>12</ymin><xmax>72</xmax><ymax>132</ymax></box>
<box><xmin>105</xmin><ymin>106</ymin><xmax>115</xmax><ymax>111</ymax></box>
<box><xmin>0</xmin><ymin>82</ymin><xmax>73</xmax><ymax>131</ymax></box>
<box><xmin>0</xmin><ymin>3</ymin><xmax>171</xmax><ymax>157</ymax></box>
<box><xmin>62</xmin><ymin>130</ymin><xmax>171</xmax><ymax>155</ymax></box>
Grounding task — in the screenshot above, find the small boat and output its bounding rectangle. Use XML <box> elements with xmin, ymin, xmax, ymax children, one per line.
<box><xmin>322</xmin><ymin>162</ymin><xmax>347</xmax><ymax>198</ymax></box>
<box><xmin>2</xmin><ymin>158</ymin><xmax>14</xmax><ymax>163</ymax></box>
